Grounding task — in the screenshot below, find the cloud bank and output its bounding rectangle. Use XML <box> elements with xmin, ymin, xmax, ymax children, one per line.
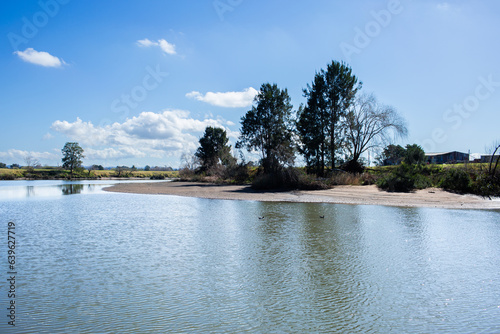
<box><xmin>186</xmin><ymin>87</ymin><xmax>258</xmax><ymax>108</ymax></box>
<box><xmin>0</xmin><ymin>149</ymin><xmax>59</xmax><ymax>163</ymax></box>
<box><xmin>51</xmin><ymin>109</ymin><xmax>236</xmax><ymax>161</ymax></box>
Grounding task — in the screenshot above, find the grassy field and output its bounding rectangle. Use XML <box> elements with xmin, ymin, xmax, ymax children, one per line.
<box><xmin>0</xmin><ymin>168</ymin><xmax>179</xmax><ymax>180</ymax></box>
<box><xmin>92</xmin><ymin>170</ymin><xmax>179</xmax><ymax>178</ymax></box>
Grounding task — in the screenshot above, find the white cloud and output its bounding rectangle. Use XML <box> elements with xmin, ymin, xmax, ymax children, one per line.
<box><xmin>0</xmin><ymin>149</ymin><xmax>59</xmax><ymax>163</ymax></box>
<box><xmin>51</xmin><ymin>109</ymin><xmax>233</xmax><ymax>162</ymax></box>
<box><xmin>158</xmin><ymin>39</ymin><xmax>176</xmax><ymax>55</ymax></box>
<box><xmin>436</xmin><ymin>2</ymin><xmax>450</xmax><ymax>11</ymax></box>
<box><xmin>43</xmin><ymin>133</ymin><xmax>54</xmax><ymax>140</ymax></box>
<box><xmin>14</xmin><ymin>48</ymin><xmax>65</xmax><ymax>67</ymax></box>
<box><xmin>137</xmin><ymin>38</ymin><xmax>176</xmax><ymax>55</ymax></box>
<box><xmin>186</xmin><ymin>87</ymin><xmax>258</xmax><ymax>108</ymax></box>
<box><xmin>137</xmin><ymin>38</ymin><xmax>156</xmax><ymax>47</ymax></box>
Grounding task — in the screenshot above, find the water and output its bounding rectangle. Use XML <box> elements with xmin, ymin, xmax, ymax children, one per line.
<box><xmin>0</xmin><ymin>180</ymin><xmax>499</xmax><ymax>333</ymax></box>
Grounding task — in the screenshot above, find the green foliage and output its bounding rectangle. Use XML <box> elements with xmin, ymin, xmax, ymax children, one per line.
<box><xmin>0</xmin><ymin>162</ymin><xmax>6</xmax><ymax>168</ymax></box>
<box><xmin>237</xmin><ymin>83</ymin><xmax>295</xmax><ymax>174</ymax></box>
<box><xmin>0</xmin><ymin>173</ymin><xmax>16</xmax><ymax>180</ymax></box>
<box><xmin>297</xmin><ymin>60</ymin><xmax>361</xmax><ymax>175</ymax></box>
<box><xmin>439</xmin><ymin>168</ymin><xmax>472</xmax><ymax>193</ymax></box>
<box><xmin>341</xmin><ymin>159</ymin><xmax>365</xmax><ymax>174</ymax></box>
<box><xmin>377</xmin><ymin>144</ymin><xmax>406</xmax><ymax>166</ymax></box>
<box><xmin>404</xmin><ymin>144</ymin><xmax>425</xmax><ymax>165</ymax></box>
<box><xmin>62</xmin><ymin>142</ymin><xmax>85</xmax><ymax>178</ymax></box>
<box><xmin>150</xmin><ymin>174</ymin><xmax>166</xmax><ymax>180</ymax></box>
<box><xmin>377</xmin><ymin>163</ymin><xmax>431</xmax><ymax>192</ymax></box>
<box><xmin>114</xmin><ymin>166</ymin><xmax>131</xmax><ymax>177</ymax></box>
<box><xmin>471</xmin><ymin>172</ymin><xmax>500</xmax><ymax>198</ymax></box>
<box><xmin>195</xmin><ymin>126</ymin><xmax>234</xmax><ymax>172</ymax></box>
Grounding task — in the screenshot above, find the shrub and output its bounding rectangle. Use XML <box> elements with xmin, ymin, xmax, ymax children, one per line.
<box><xmin>376</xmin><ymin>163</ymin><xmax>432</xmax><ymax>192</ymax></box>
<box><xmin>251</xmin><ymin>168</ymin><xmax>329</xmax><ymax>190</ymax></box>
<box><xmin>329</xmin><ymin>172</ymin><xmax>361</xmax><ymax>186</ymax></box>
<box><xmin>439</xmin><ymin>168</ymin><xmax>471</xmax><ymax>193</ymax></box>
<box><xmin>341</xmin><ymin>159</ymin><xmax>365</xmax><ymax>174</ymax></box>
<box><xmin>471</xmin><ymin>172</ymin><xmax>500</xmax><ymax>198</ymax></box>
<box><xmin>359</xmin><ymin>172</ymin><xmax>379</xmax><ymax>185</ymax></box>
<box><xmin>150</xmin><ymin>174</ymin><xmax>166</xmax><ymax>180</ymax></box>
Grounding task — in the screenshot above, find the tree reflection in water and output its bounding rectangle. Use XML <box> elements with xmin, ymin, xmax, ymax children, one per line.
<box><xmin>60</xmin><ymin>184</ymin><xmax>85</xmax><ymax>195</ymax></box>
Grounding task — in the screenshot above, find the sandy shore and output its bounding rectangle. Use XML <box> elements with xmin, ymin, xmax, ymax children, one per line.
<box><xmin>103</xmin><ymin>181</ymin><xmax>500</xmax><ymax>210</ymax></box>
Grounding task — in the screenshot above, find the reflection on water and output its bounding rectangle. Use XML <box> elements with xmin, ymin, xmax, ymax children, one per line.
<box><xmin>61</xmin><ymin>184</ymin><xmax>86</xmax><ymax>195</ymax></box>
<box><xmin>0</xmin><ymin>181</ymin><xmax>499</xmax><ymax>333</ymax></box>
<box><xmin>0</xmin><ymin>180</ymin><xmax>166</xmax><ymax>200</ymax></box>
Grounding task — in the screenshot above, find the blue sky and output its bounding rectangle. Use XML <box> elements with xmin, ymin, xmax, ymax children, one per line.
<box><xmin>1</xmin><ymin>0</ymin><xmax>499</xmax><ymax>168</ymax></box>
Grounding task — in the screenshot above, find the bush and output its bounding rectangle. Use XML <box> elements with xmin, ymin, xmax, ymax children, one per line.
<box><xmin>251</xmin><ymin>168</ymin><xmax>329</xmax><ymax>190</ymax></box>
<box><xmin>329</xmin><ymin>172</ymin><xmax>361</xmax><ymax>185</ymax></box>
<box><xmin>150</xmin><ymin>174</ymin><xmax>166</xmax><ymax>180</ymax></box>
<box><xmin>341</xmin><ymin>159</ymin><xmax>365</xmax><ymax>174</ymax></box>
<box><xmin>471</xmin><ymin>172</ymin><xmax>500</xmax><ymax>198</ymax></box>
<box><xmin>440</xmin><ymin>168</ymin><xmax>471</xmax><ymax>193</ymax></box>
<box><xmin>359</xmin><ymin>172</ymin><xmax>379</xmax><ymax>185</ymax></box>
<box><xmin>0</xmin><ymin>174</ymin><xmax>15</xmax><ymax>180</ymax></box>
<box><xmin>377</xmin><ymin>163</ymin><xmax>432</xmax><ymax>192</ymax></box>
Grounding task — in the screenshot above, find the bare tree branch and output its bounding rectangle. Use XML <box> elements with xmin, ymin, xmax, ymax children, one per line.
<box><xmin>344</xmin><ymin>93</ymin><xmax>408</xmax><ymax>163</ymax></box>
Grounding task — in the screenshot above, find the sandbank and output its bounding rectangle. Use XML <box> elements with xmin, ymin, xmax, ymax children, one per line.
<box><xmin>103</xmin><ymin>181</ymin><xmax>500</xmax><ymax>210</ymax></box>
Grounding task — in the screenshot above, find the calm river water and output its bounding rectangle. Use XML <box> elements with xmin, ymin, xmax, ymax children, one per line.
<box><xmin>0</xmin><ymin>180</ymin><xmax>499</xmax><ymax>333</ymax></box>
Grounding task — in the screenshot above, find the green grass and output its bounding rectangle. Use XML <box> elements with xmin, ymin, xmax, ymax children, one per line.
<box><xmin>0</xmin><ymin>168</ymin><xmax>179</xmax><ymax>180</ymax></box>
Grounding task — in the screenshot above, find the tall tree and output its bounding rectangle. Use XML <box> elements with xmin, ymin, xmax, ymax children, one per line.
<box><xmin>61</xmin><ymin>142</ymin><xmax>84</xmax><ymax>178</ymax></box>
<box><xmin>298</xmin><ymin>60</ymin><xmax>361</xmax><ymax>175</ymax></box>
<box><xmin>344</xmin><ymin>94</ymin><xmax>408</xmax><ymax>164</ymax></box>
<box><xmin>376</xmin><ymin>144</ymin><xmax>406</xmax><ymax>166</ymax></box>
<box><xmin>297</xmin><ymin>73</ymin><xmax>328</xmax><ymax>175</ymax></box>
<box><xmin>404</xmin><ymin>144</ymin><xmax>425</xmax><ymax>165</ymax></box>
<box><xmin>236</xmin><ymin>83</ymin><xmax>295</xmax><ymax>174</ymax></box>
<box><xmin>195</xmin><ymin>126</ymin><xmax>234</xmax><ymax>171</ymax></box>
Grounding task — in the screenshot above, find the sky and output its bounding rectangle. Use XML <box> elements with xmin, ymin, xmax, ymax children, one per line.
<box><xmin>1</xmin><ymin>0</ymin><xmax>499</xmax><ymax>168</ymax></box>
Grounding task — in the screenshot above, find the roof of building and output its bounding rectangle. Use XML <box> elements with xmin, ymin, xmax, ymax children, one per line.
<box><xmin>424</xmin><ymin>151</ymin><xmax>467</xmax><ymax>156</ymax></box>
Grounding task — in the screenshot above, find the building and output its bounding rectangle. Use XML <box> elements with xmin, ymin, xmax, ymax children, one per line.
<box><xmin>425</xmin><ymin>151</ymin><xmax>469</xmax><ymax>164</ymax></box>
<box><xmin>480</xmin><ymin>155</ymin><xmax>500</xmax><ymax>163</ymax></box>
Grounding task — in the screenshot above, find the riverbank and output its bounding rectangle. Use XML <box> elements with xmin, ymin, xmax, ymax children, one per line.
<box><xmin>104</xmin><ymin>181</ymin><xmax>500</xmax><ymax>210</ymax></box>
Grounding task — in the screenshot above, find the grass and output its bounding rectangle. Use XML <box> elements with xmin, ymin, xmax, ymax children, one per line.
<box><xmin>0</xmin><ymin>168</ymin><xmax>179</xmax><ymax>180</ymax></box>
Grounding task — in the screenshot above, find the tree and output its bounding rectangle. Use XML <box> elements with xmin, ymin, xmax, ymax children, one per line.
<box><xmin>376</xmin><ymin>144</ymin><xmax>406</xmax><ymax>166</ymax></box>
<box><xmin>195</xmin><ymin>126</ymin><xmax>234</xmax><ymax>171</ymax></box>
<box><xmin>0</xmin><ymin>162</ymin><xmax>6</xmax><ymax>168</ymax></box>
<box><xmin>404</xmin><ymin>144</ymin><xmax>425</xmax><ymax>165</ymax></box>
<box><xmin>144</xmin><ymin>165</ymin><xmax>151</xmax><ymax>171</ymax></box>
<box><xmin>344</xmin><ymin>94</ymin><xmax>408</xmax><ymax>165</ymax></box>
<box><xmin>24</xmin><ymin>154</ymin><xmax>40</xmax><ymax>172</ymax></box>
<box><xmin>61</xmin><ymin>142</ymin><xmax>84</xmax><ymax>178</ymax></box>
<box><xmin>297</xmin><ymin>60</ymin><xmax>361</xmax><ymax>175</ymax></box>
<box><xmin>297</xmin><ymin>73</ymin><xmax>328</xmax><ymax>175</ymax></box>
<box><xmin>487</xmin><ymin>140</ymin><xmax>500</xmax><ymax>176</ymax></box>
<box><xmin>236</xmin><ymin>83</ymin><xmax>295</xmax><ymax>174</ymax></box>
